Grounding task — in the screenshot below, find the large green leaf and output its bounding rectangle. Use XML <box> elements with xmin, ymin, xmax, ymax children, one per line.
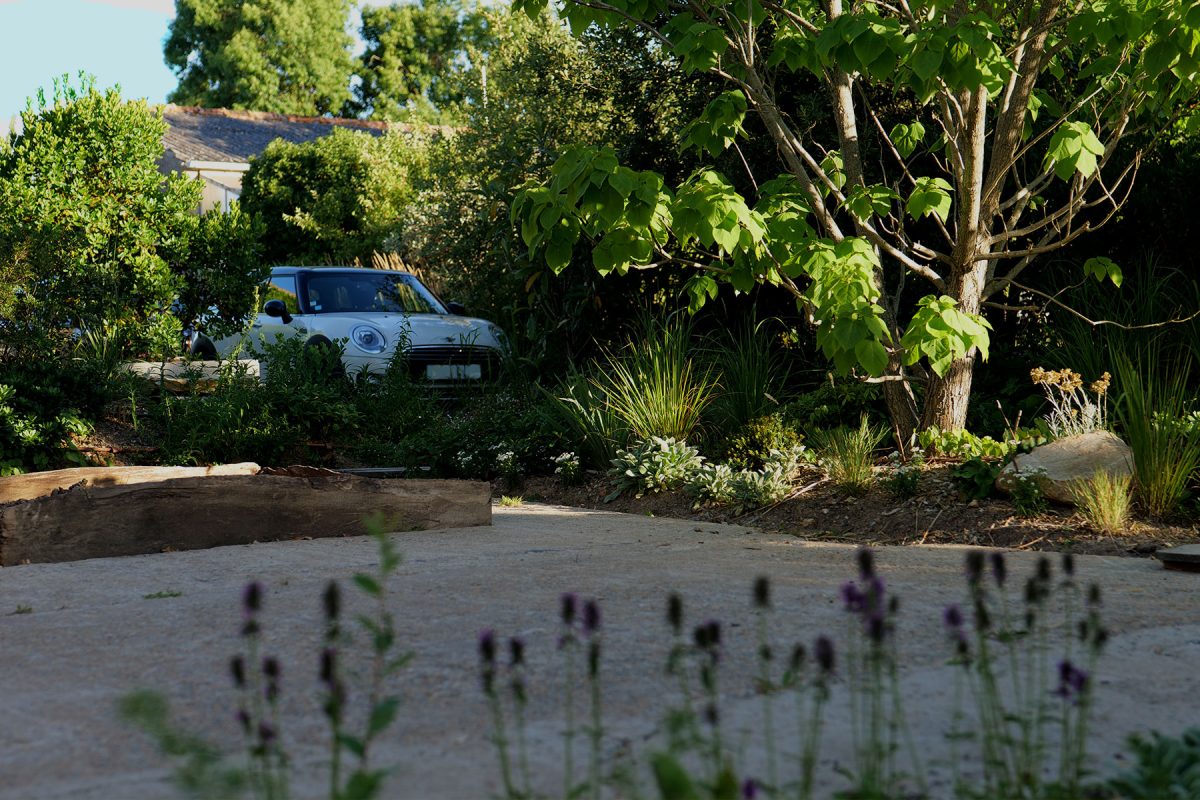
<box><xmin>905</xmin><ymin>177</ymin><xmax>953</xmax><ymax>222</ymax></box>
<box><xmin>890</xmin><ymin>121</ymin><xmax>926</xmax><ymax>158</ymax></box>
<box><xmin>1044</xmin><ymin>121</ymin><xmax>1105</xmax><ymax>181</ymax></box>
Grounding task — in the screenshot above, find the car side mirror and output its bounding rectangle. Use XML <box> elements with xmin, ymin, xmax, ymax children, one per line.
<box><xmin>446</xmin><ymin>301</ymin><xmax>467</xmax><ymax>316</ymax></box>
<box><xmin>263</xmin><ymin>299</ymin><xmax>293</xmax><ymax>325</ymax></box>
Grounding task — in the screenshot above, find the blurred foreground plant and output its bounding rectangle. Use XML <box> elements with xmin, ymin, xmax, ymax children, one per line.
<box><xmin>122</xmin><ymin>516</ymin><xmax>410</xmax><ymax>800</ymax></box>
<box><xmin>479</xmin><ymin>549</ymin><xmax>1111</xmax><ymax>799</ymax></box>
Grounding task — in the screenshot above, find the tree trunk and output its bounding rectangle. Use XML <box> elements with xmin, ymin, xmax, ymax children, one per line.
<box><xmin>920</xmin><ymin>354</ymin><xmax>977</xmax><ymax>431</ymax></box>
<box><xmin>882</xmin><ymin>354</ymin><xmax>919</xmax><ymax>450</ymax></box>
<box><xmin>919</xmin><ymin>259</ymin><xmax>989</xmax><ymax>432</ymax></box>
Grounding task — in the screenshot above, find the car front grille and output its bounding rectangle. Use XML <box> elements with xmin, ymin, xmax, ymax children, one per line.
<box><xmin>405</xmin><ymin>345</ymin><xmax>503</xmax><ymax>381</ymax></box>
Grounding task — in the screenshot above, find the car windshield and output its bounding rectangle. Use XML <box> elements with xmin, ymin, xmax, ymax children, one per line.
<box><xmin>301</xmin><ymin>272</ymin><xmax>447</xmax><ymax>315</ymax></box>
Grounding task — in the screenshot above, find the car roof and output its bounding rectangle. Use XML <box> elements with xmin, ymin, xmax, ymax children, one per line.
<box><xmin>270</xmin><ymin>266</ymin><xmax>415</xmax><ymax>277</ymax></box>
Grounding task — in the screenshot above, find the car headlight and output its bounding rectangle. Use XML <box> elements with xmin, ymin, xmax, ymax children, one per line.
<box><xmin>487</xmin><ymin>323</ymin><xmax>508</xmax><ymax>350</ymax></box>
<box><xmin>350</xmin><ymin>325</ymin><xmax>387</xmax><ymax>354</ymax></box>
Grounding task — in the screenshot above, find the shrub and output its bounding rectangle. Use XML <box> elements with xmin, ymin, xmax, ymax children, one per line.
<box><xmin>0</xmin><ymin>77</ymin><xmax>202</xmax><ymax>361</ymax></box>
<box><xmin>0</xmin><ymin>383</ymin><xmax>92</xmax><ymax>475</ymax></box>
<box><xmin>607</xmin><ymin>436</ymin><xmax>703</xmax><ymax>500</ymax></box>
<box><xmin>1071</xmin><ymin>469</ymin><xmax>1133</xmax><ymax>535</ymax></box>
<box><xmin>722</xmin><ymin>413</ymin><xmax>802</xmax><ymax>471</ymax></box>
<box><xmin>812</xmin><ymin>416</ymin><xmax>884</xmax><ymax>494</ymax></box>
<box><xmin>1114</xmin><ymin>353</ymin><xmax>1200</xmax><ymax>518</ymax></box>
<box><xmin>780</xmin><ymin>377</ymin><xmax>885</xmax><ymax>436</ymax></box>
<box><xmin>155</xmin><ymin>338</ymin><xmax>360</xmax><ymax>465</ymax></box>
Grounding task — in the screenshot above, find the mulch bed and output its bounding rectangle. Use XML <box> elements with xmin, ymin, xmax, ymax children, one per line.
<box><xmin>509</xmin><ymin>463</ymin><xmax>1200</xmax><ymax>558</ymax></box>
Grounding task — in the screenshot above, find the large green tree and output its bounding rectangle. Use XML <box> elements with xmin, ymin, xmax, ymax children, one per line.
<box><xmin>396</xmin><ymin>12</ymin><xmax>707</xmax><ymax>368</ymax></box>
<box><xmin>353</xmin><ymin>0</ymin><xmax>494</xmax><ymax>123</ymax></box>
<box><xmin>513</xmin><ymin>0</ymin><xmax>1200</xmax><ymax>439</ymax></box>
<box><xmin>240</xmin><ymin>127</ymin><xmax>425</xmax><ymax>265</ymax></box>
<box><xmin>164</xmin><ymin>0</ymin><xmax>354</xmax><ymax>115</ymax></box>
<box><xmin>0</xmin><ymin>78</ymin><xmax>202</xmax><ymax>359</ymax></box>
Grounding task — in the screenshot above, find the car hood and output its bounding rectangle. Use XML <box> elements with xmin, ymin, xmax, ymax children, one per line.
<box><xmin>308</xmin><ymin>313</ymin><xmax>505</xmax><ymax>351</ymax></box>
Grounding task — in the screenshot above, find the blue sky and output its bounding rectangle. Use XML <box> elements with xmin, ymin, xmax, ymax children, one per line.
<box><xmin>1</xmin><ymin>0</ymin><xmax>177</xmax><ymax>125</ymax></box>
<box><xmin>0</xmin><ymin>0</ymin><xmax>387</xmax><ymax>127</ymax></box>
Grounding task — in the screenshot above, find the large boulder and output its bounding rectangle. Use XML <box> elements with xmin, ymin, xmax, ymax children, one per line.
<box><xmin>996</xmin><ymin>431</ymin><xmax>1134</xmax><ymax>504</ymax></box>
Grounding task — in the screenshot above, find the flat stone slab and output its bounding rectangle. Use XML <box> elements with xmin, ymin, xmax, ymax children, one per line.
<box><xmin>122</xmin><ymin>359</ymin><xmax>259</xmax><ymax>393</ymax></box>
<box><xmin>1157</xmin><ymin>544</ymin><xmax>1200</xmax><ymax>571</ymax></box>
<box><xmin>0</xmin><ymin>504</ymin><xmax>1197</xmax><ymax>799</ymax></box>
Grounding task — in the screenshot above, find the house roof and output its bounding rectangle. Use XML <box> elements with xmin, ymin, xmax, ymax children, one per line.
<box><xmin>160</xmin><ymin>105</ymin><xmax>430</xmax><ymax>166</ymax></box>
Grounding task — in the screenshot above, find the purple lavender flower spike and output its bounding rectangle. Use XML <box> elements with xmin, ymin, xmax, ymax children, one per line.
<box><xmin>319</xmin><ymin>647</ymin><xmax>337</xmax><ymax>685</ymax></box>
<box><xmin>478</xmin><ymin>628</ymin><xmax>497</xmax><ymax>665</ymax></box>
<box><xmin>230</xmin><ymin>655</ymin><xmax>246</xmax><ymax>688</ymax></box>
<box><xmin>841</xmin><ymin>581</ymin><xmax>865</xmax><ymax>613</ymax></box>
<box><xmin>561</xmin><ymin>593</ymin><xmax>578</xmax><ymax>625</ymax></box>
<box><xmin>509</xmin><ymin>636</ymin><xmax>525</xmax><ymax>667</ymax></box>
<box><xmin>857</xmin><ymin>547</ymin><xmax>875</xmax><ymax>580</ymax></box>
<box><xmin>242</xmin><ymin>582</ymin><xmax>263</xmax><ymax>614</ymax></box>
<box><xmin>815</xmin><ymin>635</ymin><xmax>835</xmax><ymax>674</ymax></box>
<box><xmin>667</xmin><ymin>593</ymin><xmax>683</xmax><ymax>633</ymax></box>
<box><xmin>990</xmin><ymin>552</ymin><xmax>1007</xmax><ymax>587</ymax></box>
<box><xmin>583</xmin><ymin>599</ymin><xmax>601</xmax><ymax>635</ymax></box>
<box><xmin>943</xmin><ymin>605</ymin><xmax>964</xmax><ymax>630</ymax></box>
<box><xmin>742</xmin><ymin>777</ymin><xmax>759</xmax><ymax>799</ymax></box>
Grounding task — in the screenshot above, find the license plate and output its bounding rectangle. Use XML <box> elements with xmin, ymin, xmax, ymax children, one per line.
<box><xmin>426</xmin><ymin>363</ymin><xmax>482</xmax><ymax>380</ymax></box>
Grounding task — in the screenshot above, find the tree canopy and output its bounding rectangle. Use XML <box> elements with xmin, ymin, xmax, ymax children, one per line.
<box><xmin>0</xmin><ymin>77</ymin><xmax>201</xmax><ymax>358</ymax></box>
<box><xmin>512</xmin><ymin>0</ymin><xmax>1200</xmax><ymax>437</ymax></box>
<box><xmin>240</xmin><ymin>127</ymin><xmax>426</xmax><ymax>265</ymax></box>
<box><xmin>352</xmin><ymin>0</ymin><xmax>495</xmax><ymax>123</ymax></box>
<box><xmin>164</xmin><ymin>0</ymin><xmax>355</xmax><ymax>116</ymax></box>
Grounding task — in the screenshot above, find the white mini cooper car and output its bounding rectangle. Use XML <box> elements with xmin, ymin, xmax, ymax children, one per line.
<box><xmin>187</xmin><ymin>267</ymin><xmax>507</xmax><ymax>381</ymax></box>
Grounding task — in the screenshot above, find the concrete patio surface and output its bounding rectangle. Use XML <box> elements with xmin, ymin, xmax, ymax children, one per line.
<box><xmin>1</xmin><ymin>503</ymin><xmax>1197</xmax><ymax>798</ymax></box>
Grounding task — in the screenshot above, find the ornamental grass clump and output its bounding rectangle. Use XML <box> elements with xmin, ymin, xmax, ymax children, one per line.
<box><xmin>1114</xmin><ymin>354</ymin><xmax>1200</xmax><ymax>518</ymax></box>
<box><xmin>1071</xmin><ymin>469</ymin><xmax>1133</xmax><ymax>535</ymax></box>
<box><xmin>812</xmin><ymin>415</ymin><xmax>885</xmax><ymax>494</ymax></box>
<box><xmin>592</xmin><ymin>318</ymin><xmax>717</xmax><ymax>443</ymax></box>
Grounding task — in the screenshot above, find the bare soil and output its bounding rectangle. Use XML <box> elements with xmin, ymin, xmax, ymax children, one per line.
<box><xmin>80</xmin><ymin>398</ymin><xmax>1200</xmax><ymax>558</ymax></box>
<box><xmin>511</xmin><ymin>461</ymin><xmax>1200</xmax><ymax>558</ymax></box>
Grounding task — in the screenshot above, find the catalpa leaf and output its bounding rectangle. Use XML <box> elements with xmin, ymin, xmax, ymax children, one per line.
<box><xmin>681</xmin><ymin>91</ymin><xmax>748</xmax><ymax>156</ymax></box>
<box><xmin>890</xmin><ymin>120</ymin><xmax>925</xmax><ymax>158</ymax></box>
<box><xmin>1083</xmin><ymin>256</ymin><xmax>1123</xmax><ymax>287</ymax></box>
<box><xmin>1044</xmin><ymin>121</ymin><xmax>1105</xmax><ymax>181</ymax></box>
<box><xmin>843</xmin><ymin>184</ymin><xmax>899</xmax><ymax>221</ymax></box>
<box><xmin>905</xmin><ymin>177</ymin><xmax>953</xmax><ymax>222</ymax></box>
<box><xmin>855</xmin><ymin>338</ymin><xmax>889</xmax><ymax>377</ymax></box>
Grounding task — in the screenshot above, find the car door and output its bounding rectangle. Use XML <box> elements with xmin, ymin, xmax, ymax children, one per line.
<box><xmin>251</xmin><ymin>273</ymin><xmax>305</xmax><ymax>351</ymax></box>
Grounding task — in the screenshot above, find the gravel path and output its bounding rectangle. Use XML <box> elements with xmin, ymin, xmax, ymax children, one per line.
<box><xmin>1</xmin><ymin>503</ymin><xmax>1197</xmax><ymax>798</ymax></box>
